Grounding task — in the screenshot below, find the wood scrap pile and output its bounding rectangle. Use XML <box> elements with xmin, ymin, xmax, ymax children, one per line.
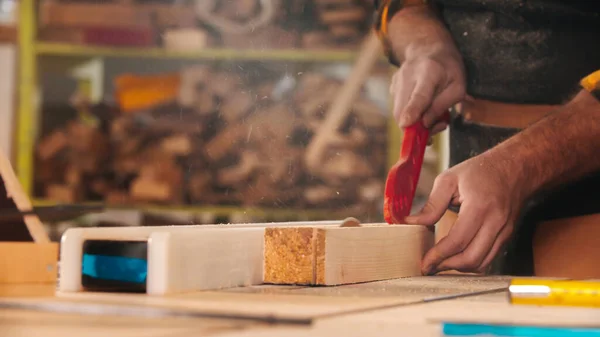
<box><xmin>36</xmin><ymin>0</ymin><xmax>373</xmax><ymax>50</ymax></box>
<box><xmin>34</xmin><ymin>64</ymin><xmax>387</xmax><ymax>210</ymax></box>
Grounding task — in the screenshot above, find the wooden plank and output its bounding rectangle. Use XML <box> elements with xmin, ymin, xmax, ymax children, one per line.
<box><xmin>58</xmin><ymin>221</ymin><xmax>345</xmax><ymax>294</ymax></box>
<box><xmin>264</xmin><ymin>225</ymin><xmax>433</xmax><ymax>285</ymax></box>
<box><xmin>146</xmin><ymin>228</ymin><xmax>264</xmax><ymax>295</ymax></box>
<box><xmin>50</xmin><ymin>290</ymin><xmax>402</xmax><ymax>323</ymax></box>
<box><xmin>38</xmin><ymin>1</ymin><xmax>196</xmax><ymax>30</ymax></box>
<box><xmin>0</xmin><ymin>307</ymin><xmax>258</xmax><ymax>337</ymax></box>
<box><xmin>0</xmin><ymin>243</ymin><xmax>58</xmax><ymax>284</ymax></box>
<box><xmin>39</xmin><ymin>2</ymin><xmax>152</xmax><ymax>29</ymax></box>
<box><xmin>0</xmin><ymin>147</ymin><xmax>50</xmax><ymax>243</ymax></box>
<box><xmin>274</xmin><ymin>275</ymin><xmax>510</xmax><ymax>300</ymax></box>
<box><xmin>0</xmin><ymin>26</ymin><xmax>16</xmax><ymax>44</ymax></box>
<box><xmin>0</xmin><ymin>284</ymin><xmax>56</xmax><ymax>297</ymax></box>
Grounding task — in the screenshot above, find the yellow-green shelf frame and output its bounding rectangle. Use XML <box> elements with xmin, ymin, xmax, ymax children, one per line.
<box><xmin>15</xmin><ymin>0</ymin><xmax>435</xmax><ymax>220</ymax></box>
<box><xmin>35</xmin><ymin>42</ymin><xmax>363</xmax><ymax>62</ymax></box>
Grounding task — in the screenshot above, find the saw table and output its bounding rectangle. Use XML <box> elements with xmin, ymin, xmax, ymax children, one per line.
<box><xmin>2</xmin><ymin>275</ymin><xmax>600</xmax><ymax>337</ymax></box>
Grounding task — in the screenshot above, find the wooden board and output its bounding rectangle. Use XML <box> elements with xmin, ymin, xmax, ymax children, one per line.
<box><xmin>0</xmin><ymin>242</ymin><xmax>58</xmax><ymax>284</ymax></box>
<box><xmin>39</xmin><ymin>1</ymin><xmax>196</xmax><ymax>29</ymax></box>
<box><xmin>51</xmin><ymin>276</ymin><xmax>504</xmax><ymax>323</ymax></box>
<box><xmin>264</xmin><ymin>225</ymin><xmax>433</xmax><ymax>285</ymax></box>
<box><xmin>46</xmin><ymin>291</ymin><xmax>401</xmax><ymax>323</ymax></box>
<box><xmin>0</xmin><ymin>307</ymin><xmax>259</xmax><ymax>337</ymax></box>
<box><xmin>4</xmin><ymin>276</ymin><xmax>600</xmax><ymax>337</ymax></box>
<box><xmin>58</xmin><ymin>221</ymin><xmax>345</xmax><ymax>294</ymax></box>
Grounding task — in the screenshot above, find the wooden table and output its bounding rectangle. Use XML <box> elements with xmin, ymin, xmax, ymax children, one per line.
<box><xmin>1</xmin><ymin>276</ymin><xmax>600</xmax><ymax>337</ymax></box>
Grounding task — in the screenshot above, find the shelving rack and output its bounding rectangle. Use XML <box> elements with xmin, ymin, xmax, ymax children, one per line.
<box><xmin>15</xmin><ymin>0</ymin><xmax>447</xmax><ymax>223</ymax></box>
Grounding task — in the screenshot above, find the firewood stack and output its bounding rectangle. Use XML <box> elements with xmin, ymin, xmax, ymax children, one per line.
<box><xmin>34</xmin><ymin>64</ymin><xmax>387</xmax><ymax>211</ymax></box>
<box><xmin>302</xmin><ymin>0</ymin><xmax>373</xmax><ymax>49</ymax></box>
<box><xmin>37</xmin><ymin>0</ymin><xmax>374</xmax><ymax>49</ymax></box>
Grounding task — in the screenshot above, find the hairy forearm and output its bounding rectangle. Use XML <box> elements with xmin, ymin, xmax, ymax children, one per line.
<box><xmin>491</xmin><ymin>90</ymin><xmax>600</xmax><ymax>200</ymax></box>
<box><xmin>387</xmin><ymin>4</ymin><xmax>460</xmax><ymax>63</ymax></box>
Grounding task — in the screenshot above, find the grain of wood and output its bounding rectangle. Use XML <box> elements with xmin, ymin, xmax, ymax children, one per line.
<box><xmin>264</xmin><ymin>224</ymin><xmax>434</xmax><ymax>286</ymax></box>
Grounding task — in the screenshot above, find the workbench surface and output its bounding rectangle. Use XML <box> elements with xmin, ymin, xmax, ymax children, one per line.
<box><xmin>1</xmin><ymin>276</ymin><xmax>599</xmax><ymax>336</ymax></box>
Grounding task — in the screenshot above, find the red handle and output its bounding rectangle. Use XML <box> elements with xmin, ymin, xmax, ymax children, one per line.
<box><xmin>383</xmin><ymin>111</ymin><xmax>451</xmax><ymax>224</ymax></box>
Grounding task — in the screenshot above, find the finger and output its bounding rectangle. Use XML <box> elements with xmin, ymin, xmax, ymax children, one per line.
<box><xmin>426</xmin><ymin>121</ymin><xmax>449</xmax><ymax>146</ymax></box>
<box><xmin>405</xmin><ymin>174</ymin><xmax>456</xmax><ymax>226</ymax></box>
<box><xmin>389</xmin><ymin>72</ymin><xmax>400</xmax><ymax>95</ymax></box>
<box><xmin>398</xmin><ymin>78</ymin><xmax>437</xmax><ymax>128</ymax></box>
<box><xmin>434</xmin><ymin>211</ymin><xmax>508</xmax><ymax>273</ymax></box>
<box><xmin>476</xmin><ymin>222</ymin><xmax>514</xmax><ymax>273</ymax></box>
<box><xmin>392</xmin><ymin>77</ymin><xmax>415</xmax><ymax>127</ymax></box>
<box><xmin>431</xmin><ymin>121</ymin><xmax>448</xmax><ymax>135</ymax></box>
<box><xmin>422</xmin><ymin>83</ymin><xmax>465</xmax><ymax>127</ymax></box>
<box><xmin>420</xmin><ymin>201</ymin><xmax>484</xmax><ymax>275</ymax></box>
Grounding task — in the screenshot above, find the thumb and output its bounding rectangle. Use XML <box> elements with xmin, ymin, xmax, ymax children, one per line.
<box><xmin>405</xmin><ymin>175</ymin><xmax>455</xmax><ymax>225</ymax></box>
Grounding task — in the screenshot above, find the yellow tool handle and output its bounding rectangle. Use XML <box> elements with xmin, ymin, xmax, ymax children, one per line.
<box><xmin>509</xmin><ymin>278</ymin><xmax>600</xmax><ymax>308</ymax></box>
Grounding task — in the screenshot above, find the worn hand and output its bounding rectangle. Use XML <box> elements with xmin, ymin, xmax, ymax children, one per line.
<box><xmin>404</xmin><ymin>151</ymin><xmax>525</xmax><ymax>275</ymax></box>
<box><xmin>389</xmin><ymin>49</ymin><xmax>466</xmax><ymax>135</ymax></box>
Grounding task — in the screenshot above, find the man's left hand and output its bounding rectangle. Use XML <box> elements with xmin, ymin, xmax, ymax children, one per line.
<box><xmin>404</xmin><ymin>150</ymin><xmax>526</xmax><ymax>275</ymax></box>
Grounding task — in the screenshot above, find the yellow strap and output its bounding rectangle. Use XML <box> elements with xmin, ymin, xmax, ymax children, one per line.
<box><xmin>580</xmin><ymin>69</ymin><xmax>600</xmax><ymax>92</ymax></box>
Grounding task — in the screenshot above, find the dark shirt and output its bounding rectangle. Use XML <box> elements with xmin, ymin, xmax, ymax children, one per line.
<box><xmin>432</xmin><ymin>0</ymin><xmax>600</xmax><ymax>104</ymax></box>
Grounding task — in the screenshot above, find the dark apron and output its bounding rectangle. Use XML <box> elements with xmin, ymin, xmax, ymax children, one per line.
<box><xmin>433</xmin><ymin>0</ymin><xmax>600</xmax><ymax>275</ymax></box>
<box><xmin>449</xmin><ymin>114</ymin><xmax>600</xmax><ymax>275</ymax></box>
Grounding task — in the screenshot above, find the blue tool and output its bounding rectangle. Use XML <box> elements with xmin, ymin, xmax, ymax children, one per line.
<box><xmin>81</xmin><ymin>240</ymin><xmax>148</xmax><ymax>292</ymax></box>
<box><xmin>442</xmin><ymin>322</ymin><xmax>600</xmax><ymax>337</ymax></box>
<box><xmin>82</xmin><ymin>253</ymin><xmax>147</xmax><ymax>284</ymax></box>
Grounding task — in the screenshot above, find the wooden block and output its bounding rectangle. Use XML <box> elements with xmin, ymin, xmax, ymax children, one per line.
<box><xmin>45</xmin><ymin>184</ymin><xmax>79</xmax><ymax>203</ymax></box>
<box><xmin>58</xmin><ymin>221</ymin><xmax>343</xmax><ymax>294</ymax></box>
<box><xmin>159</xmin><ymin>135</ymin><xmax>192</xmax><ymax>156</ymax></box>
<box><xmin>129</xmin><ymin>178</ymin><xmax>172</xmax><ymax>202</ymax></box>
<box><xmin>37</xmin><ymin>130</ymin><xmax>68</xmax><ymax>161</ymax></box>
<box><xmin>0</xmin><ymin>242</ymin><xmax>58</xmax><ymax>284</ymax></box>
<box><xmin>39</xmin><ymin>26</ymin><xmax>155</xmax><ymax>47</ymax></box>
<box><xmin>264</xmin><ymin>225</ymin><xmax>434</xmax><ymax>286</ymax></box>
<box><xmin>0</xmin><ymin>25</ymin><xmax>17</xmax><ymax>43</ymax></box>
<box><xmin>39</xmin><ymin>2</ymin><xmax>152</xmax><ymax>29</ymax></box>
<box><xmin>319</xmin><ymin>7</ymin><xmax>366</xmax><ymax>24</ymax></box>
<box><xmin>163</xmin><ymin>28</ymin><xmax>209</xmax><ymax>50</ymax></box>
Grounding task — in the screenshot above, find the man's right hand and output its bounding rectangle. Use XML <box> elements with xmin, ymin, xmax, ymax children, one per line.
<box><xmin>386</xmin><ymin>6</ymin><xmax>466</xmax><ymax>134</ymax></box>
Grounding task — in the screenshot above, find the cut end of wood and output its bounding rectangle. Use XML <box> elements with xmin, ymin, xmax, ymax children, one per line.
<box><xmin>264</xmin><ymin>227</ymin><xmax>321</xmax><ymax>285</ymax></box>
<box><xmin>264</xmin><ymin>224</ymin><xmax>434</xmax><ymax>287</ymax></box>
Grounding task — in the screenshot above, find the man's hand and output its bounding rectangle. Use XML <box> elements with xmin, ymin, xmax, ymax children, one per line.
<box><xmin>405</xmin><ymin>151</ymin><xmax>524</xmax><ymax>275</ymax></box>
<box><xmin>387</xmin><ymin>6</ymin><xmax>466</xmax><ymax>134</ymax></box>
<box><xmin>405</xmin><ymin>89</ymin><xmax>600</xmax><ymax>275</ymax></box>
<box><xmin>390</xmin><ymin>48</ymin><xmax>466</xmax><ymax>134</ymax></box>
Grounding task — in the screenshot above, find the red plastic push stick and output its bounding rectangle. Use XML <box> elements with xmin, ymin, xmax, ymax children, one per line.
<box><xmin>384</xmin><ymin>112</ymin><xmax>450</xmax><ymax>224</ymax></box>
